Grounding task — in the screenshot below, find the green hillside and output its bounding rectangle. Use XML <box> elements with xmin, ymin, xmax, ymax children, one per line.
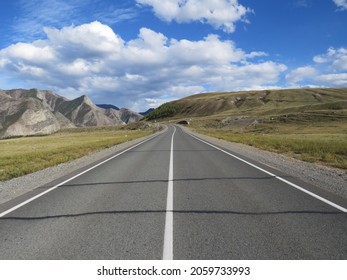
<box><xmin>146</xmin><ymin>88</ymin><xmax>347</xmax><ymax>120</ymax></box>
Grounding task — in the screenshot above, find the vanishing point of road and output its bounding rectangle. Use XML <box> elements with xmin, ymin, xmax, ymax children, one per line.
<box><xmin>0</xmin><ymin>125</ymin><xmax>346</xmax><ymax>259</ymax></box>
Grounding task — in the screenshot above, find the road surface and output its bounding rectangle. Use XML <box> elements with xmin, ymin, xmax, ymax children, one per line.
<box><xmin>0</xmin><ymin>125</ymin><xmax>346</xmax><ymax>259</ymax></box>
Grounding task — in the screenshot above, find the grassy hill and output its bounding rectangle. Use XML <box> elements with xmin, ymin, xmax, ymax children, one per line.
<box><xmin>146</xmin><ymin>88</ymin><xmax>347</xmax><ymax>120</ymax></box>
<box><xmin>146</xmin><ymin>88</ymin><xmax>347</xmax><ymax>170</ymax></box>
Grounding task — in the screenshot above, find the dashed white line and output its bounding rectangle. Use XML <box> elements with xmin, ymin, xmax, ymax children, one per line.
<box><xmin>0</xmin><ymin>133</ymin><xmax>161</xmax><ymax>218</ymax></box>
<box><xmin>163</xmin><ymin>126</ymin><xmax>176</xmax><ymax>260</ymax></box>
<box><xmin>188</xmin><ymin>132</ymin><xmax>347</xmax><ymax>213</ymax></box>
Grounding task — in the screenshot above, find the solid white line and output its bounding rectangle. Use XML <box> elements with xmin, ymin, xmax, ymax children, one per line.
<box><xmin>0</xmin><ymin>133</ymin><xmax>161</xmax><ymax>218</ymax></box>
<box><xmin>188</xmin><ymin>132</ymin><xmax>347</xmax><ymax>213</ymax></box>
<box><xmin>163</xmin><ymin>126</ymin><xmax>176</xmax><ymax>260</ymax></box>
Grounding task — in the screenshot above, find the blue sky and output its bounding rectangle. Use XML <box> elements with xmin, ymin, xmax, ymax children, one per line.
<box><xmin>0</xmin><ymin>0</ymin><xmax>346</xmax><ymax>111</ymax></box>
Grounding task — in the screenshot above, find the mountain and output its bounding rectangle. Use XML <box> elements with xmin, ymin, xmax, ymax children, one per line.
<box><xmin>139</xmin><ymin>108</ymin><xmax>155</xmax><ymax>116</ymax></box>
<box><xmin>55</xmin><ymin>95</ymin><xmax>124</xmax><ymax>127</ymax></box>
<box><xmin>0</xmin><ymin>89</ymin><xmax>143</xmax><ymax>138</ymax></box>
<box><xmin>96</xmin><ymin>104</ymin><xmax>120</xmax><ymax>110</ymax></box>
<box><xmin>145</xmin><ymin>88</ymin><xmax>347</xmax><ymax>120</ymax></box>
<box><xmin>0</xmin><ymin>89</ymin><xmax>74</xmax><ymax>138</ymax></box>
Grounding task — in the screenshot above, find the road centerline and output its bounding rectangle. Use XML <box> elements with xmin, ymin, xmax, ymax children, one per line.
<box><xmin>163</xmin><ymin>125</ymin><xmax>176</xmax><ymax>260</ymax></box>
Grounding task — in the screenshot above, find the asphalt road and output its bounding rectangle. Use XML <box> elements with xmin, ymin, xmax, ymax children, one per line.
<box><xmin>0</xmin><ymin>125</ymin><xmax>346</xmax><ymax>259</ymax></box>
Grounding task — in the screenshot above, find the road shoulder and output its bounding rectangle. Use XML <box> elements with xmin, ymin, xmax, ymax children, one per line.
<box><xmin>0</xmin><ymin>127</ymin><xmax>167</xmax><ymax>205</ymax></box>
<box><xmin>179</xmin><ymin>125</ymin><xmax>347</xmax><ymax>199</ymax></box>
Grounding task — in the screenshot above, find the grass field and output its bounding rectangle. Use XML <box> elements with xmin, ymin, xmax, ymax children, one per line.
<box><xmin>194</xmin><ymin>118</ymin><xmax>347</xmax><ymax>170</ymax></box>
<box><xmin>0</xmin><ymin>126</ymin><xmax>154</xmax><ymax>181</ymax></box>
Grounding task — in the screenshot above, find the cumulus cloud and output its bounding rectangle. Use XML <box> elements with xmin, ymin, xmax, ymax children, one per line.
<box><xmin>286</xmin><ymin>66</ymin><xmax>316</xmax><ymax>84</ymax></box>
<box><xmin>44</xmin><ymin>22</ymin><xmax>125</xmax><ymax>58</ymax></box>
<box><xmin>333</xmin><ymin>0</ymin><xmax>347</xmax><ymax>10</ymax></box>
<box><xmin>0</xmin><ymin>21</ymin><xmax>286</xmax><ymax>110</ymax></box>
<box><xmin>313</xmin><ymin>47</ymin><xmax>347</xmax><ymax>87</ymax></box>
<box><xmin>289</xmin><ymin>47</ymin><xmax>347</xmax><ymax>88</ymax></box>
<box><xmin>136</xmin><ymin>0</ymin><xmax>251</xmax><ymax>33</ymax></box>
<box><xmin>316</xmin><ymin>73</ymin><xmax>347</xmax><ymax>87</ymax></box>
<box><xmin>313</xmin><ymin>47</ymin><xmax>347</xmax><ymax>71</ymax></box>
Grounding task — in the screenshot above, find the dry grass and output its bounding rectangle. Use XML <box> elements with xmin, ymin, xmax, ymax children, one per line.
<box><xmin>194</xmin><ymin>120</ymin><xmax>347</xmax><ymax>170</ymax></box>
<box><xmin>0</xmin><ymin>126</ymin><xmax>153</xmax><ymax>181</ymax></box>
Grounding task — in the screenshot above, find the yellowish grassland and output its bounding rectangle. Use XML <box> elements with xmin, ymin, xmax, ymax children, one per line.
<box><xmin>0</xmin><ymin>127</ymin><xmax>152</xmax><ymax>181</ymax></box>
<box><xmin>194</xmin><ymin>120</ymin><xmax>347</xmax><ymax>170</ymax></box>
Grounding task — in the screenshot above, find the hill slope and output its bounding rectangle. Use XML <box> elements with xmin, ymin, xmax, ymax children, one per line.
<box><xmin>146</xmin><ymin>88</ymin><xmax>347</xmax><ymax>120</ymax></box>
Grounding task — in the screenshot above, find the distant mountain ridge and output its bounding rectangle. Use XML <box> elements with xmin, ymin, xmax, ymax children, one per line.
<box><xmin>0</xmin><ymin>89</ymin><xmax>143</xmax><ymax>138</ymax></box>
<box><xmin>96</xmin><ymin>104</ymin><xmax>120</xmax><ymax>110</ymax></box>
<box><xmin>139</xmin><ymin>108</ymin><xmax>155</xmax><ymax>116</ymax></box>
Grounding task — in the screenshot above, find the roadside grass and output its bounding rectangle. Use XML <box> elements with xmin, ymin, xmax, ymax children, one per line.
<box><xmin>194</xmin><ymin>120</ymin><xmax>347</xmax><ymax>170</ymax></box>
<box><xmin>0</xmin><ymin>126</ymin><xmax>153</xmax><ymax>181</ymax></box>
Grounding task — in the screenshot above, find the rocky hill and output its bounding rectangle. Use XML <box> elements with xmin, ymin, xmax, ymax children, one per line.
<box><xmin>96</xmin><ymin>104</ymin><xmax>120</xmax><ymax>110</ymax></box>
<box><xmin>0</xmin><ymin>89</ymin><xmax>143</xmax><ymax>138</ymax></box>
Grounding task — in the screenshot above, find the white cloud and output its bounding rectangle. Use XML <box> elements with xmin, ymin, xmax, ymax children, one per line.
<box><xmin>316</xmin><ymin>73</ymin><xmax>347</xmax><ymax>87</ymax></box>
<box><xmin>285</xmin><ymin>66</ymin><xmax>316</xmax><ymax>84</ymax></box>
<box><xmin>289</xmin><ymin>47</ymin><xmax>347</xmax><ymax>88</ymax></box>
<box><xmin>136</xmin><ymin>0</ymin><xmax>251</xmax><ymax>33</ymax></box>
<box><xmin>313</xmin><ymin>47</ymin><xmax>347</xmax><ymax>71</ymax></box>
<box><xmin>208</xmin><ymin>62</ymin><xmax>287</xmax><ymax>91</ymax></box>
<box><xmin>333</xmin><ymin>0</ymin><xmax>347</xmax><ymax>10</ymax></box>
<box><xmin>169</xmin><ymin>34</ymin><xmax>245</xmax><ymax>64</ymax></box>
<box><xmin>1</xmin><ymin>42</ymin><xmax>56</xmax><ymax>64</ymax></box>
<box><xmin>0</xmin><ymin>21</ymin><xmax>286</xmax><ymax>111</ymax></box>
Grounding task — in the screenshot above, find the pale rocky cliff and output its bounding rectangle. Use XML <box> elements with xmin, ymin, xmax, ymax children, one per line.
<box><xmin>0</xmin><ymin>89</ymin><xmax>143</xmax><ymax>138</ymax></box>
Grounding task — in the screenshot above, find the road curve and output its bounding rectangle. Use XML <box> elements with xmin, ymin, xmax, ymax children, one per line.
<box><xmin>0</xmin><ymin>125</ymin><xmax>346</xmax><ymax>259</ymax></box>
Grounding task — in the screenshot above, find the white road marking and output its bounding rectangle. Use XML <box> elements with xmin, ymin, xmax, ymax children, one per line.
<box><xmin>188</xmin><ymin>132</ymin><xmax>347</xmax><ymax>213</ymax></box>
<box><xmin>0</xmin><ymin>133</ymin><xmax>161</xmax><ymax>218</ymax></box>
<box><xmin>163</xmin><ymin>126</ymin><xmax>176</xmax><ymax>260</ymax></box>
